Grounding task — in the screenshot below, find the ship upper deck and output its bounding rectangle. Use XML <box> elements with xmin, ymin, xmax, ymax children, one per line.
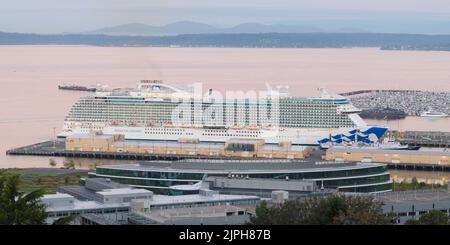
<box><xmin>90</xmin><ymin>80</ymin><xmax>353</xmax><ymax>105</ymax></box>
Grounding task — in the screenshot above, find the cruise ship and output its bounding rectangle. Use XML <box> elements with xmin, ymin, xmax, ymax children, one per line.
<box><xmin>59</xmin><ymin>80</ymin><xmax>388</xmax><ymax>146</ymax></box>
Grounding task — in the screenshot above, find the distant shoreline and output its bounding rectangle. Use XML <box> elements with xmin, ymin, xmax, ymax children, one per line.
<box><xmin>0</xmin><ymin>44</ymin><xmax>449</xmax><ymax>54</ymax></box>
<box><xmin>1</xmin><ymin>32</ymin><xmax>450</xmax><ymax>51</ymax></box>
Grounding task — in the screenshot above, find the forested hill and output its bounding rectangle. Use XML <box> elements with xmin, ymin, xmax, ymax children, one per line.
<box><xmin>1</xmin><ymin>32</ymin><xmax>450</xmax><ymax>51</ymax></box>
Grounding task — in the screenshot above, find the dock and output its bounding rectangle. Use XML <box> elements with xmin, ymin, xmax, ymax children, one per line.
<box><xmin>347</xmin><ymin>90</ymin><xmax>450</xmax><ymax>116</ymax></box>
<box><xmin>6</xmin><ymin>139</ymin><xmax>450</xmax><ymax>172</ymax></box>
<box><xmin>392</xmin><ymin>131</ymin><xmax>450</xmax><ymax>148</ymax></box>
<box><xmin>6</xmin><ymin>140</ymin><xmax>265</xmax><ymax>161</ymax></box>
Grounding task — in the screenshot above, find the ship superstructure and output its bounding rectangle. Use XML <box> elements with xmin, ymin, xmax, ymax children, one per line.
<box><xmin>59</xmin><ymin>80</ymin><xmax>387</xmax><ymax>145</ymax></box>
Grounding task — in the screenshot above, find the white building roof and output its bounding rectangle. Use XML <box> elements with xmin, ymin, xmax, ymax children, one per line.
<box><xmin>45</xmin><ymin>199</ymin><xmax>129</xmax><ymax>212</ymax></box>
<box><xmin>147</xmin><ymin>193</ymin><xmax>259</xmax><ymax>206</ymax></box>
<box><xmin>42</xmin><ymin>193</ymin><xmax>74</xmax><ymax>200</ymax></box>
<box><xmin>96</xmin><ymin>188</ymin><xmax>153</xmax><ymax>197</ymax></box>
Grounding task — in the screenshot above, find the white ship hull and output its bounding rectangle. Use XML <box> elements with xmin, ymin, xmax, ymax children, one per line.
<box><xmin>59</xmin><ymin>123</ymin><xmax>387</xmax><ymax>146</ymax></box>
<box><xmin>420</xmin><ymin>114</ymin><xmax>448</xmax><ymax>118</ymax></box>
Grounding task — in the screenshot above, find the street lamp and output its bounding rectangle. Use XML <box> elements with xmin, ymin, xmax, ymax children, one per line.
<box><xmin>52</xmin><ymin>127</ymin><xmax>56</xmax><ymax>149</ymax></box>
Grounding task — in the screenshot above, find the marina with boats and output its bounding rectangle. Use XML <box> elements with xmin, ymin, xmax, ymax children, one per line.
<box><xmin>348</xmin><ymin>90</ymin><xmax>450</xmax><ymax>117</ymax></box>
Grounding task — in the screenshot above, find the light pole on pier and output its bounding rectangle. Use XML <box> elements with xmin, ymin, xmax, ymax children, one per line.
<box><xmin>53</xmin><ymin>127</ymin><xmax>56</xmax><ymax>149</ymax></box>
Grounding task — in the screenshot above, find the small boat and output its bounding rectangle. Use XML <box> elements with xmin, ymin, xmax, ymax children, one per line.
<box><xmin>420</xmin><ymin>109</ymin><xmax>448</xmax><ymax>118</ymax></box>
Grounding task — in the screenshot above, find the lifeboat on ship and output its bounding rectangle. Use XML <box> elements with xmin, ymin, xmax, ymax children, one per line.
<box><xmin>164</xmin><ymin>122</ymin><xmax>175</xmax><ymax>128</ymax></box>
<box><xmin>180</xmin><ymin>123</ymin><xmax>192</xmax><ymax>128</ymax></box>
<box><xmin>230</xmin><ymin>124</ymin><xmax>242</xmax><ymax>129</ymax></box>
<box><xmin>246</xmin><ymin>124</ymin><xmax>259</xmax><ymax>130</ymax></box>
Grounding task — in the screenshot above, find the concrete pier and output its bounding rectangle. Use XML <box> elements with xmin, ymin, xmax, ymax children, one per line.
<box><xmin>6</xmin><ymin>140</ymin><xmax>265</xmax><ymax>161</ymax></box>
<box><xmin>6</xmin><ymin>137</ymin><xmax>450</xmax><ymax>172</ymax></box>
<box><xmin>392</xmin><ymin>131</ymin><xmax>450</xmax><ymax>148</ymax></box>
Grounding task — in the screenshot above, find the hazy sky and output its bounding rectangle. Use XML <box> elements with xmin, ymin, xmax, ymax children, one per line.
<box><xmin>2</xmin><ymin>0</ymin><xmax>450</xmax><ymax>33</ymax></box>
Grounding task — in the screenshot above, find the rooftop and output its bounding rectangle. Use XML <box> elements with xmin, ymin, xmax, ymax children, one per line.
<box><xmin>135</xmin><ymin>205</ymin><xmax>251</xmax><ymax>223</ymax></box>
<box><xmin>111</xmin><ymin>139</ymin><xmax>309</xmax><ymax>152</ymax></box>
<box><xmin>373</xmin><ymin>189</ymin><xmax>450</xmax><ymax>205</ymax></box>
<box><xmin>68</xmin><ymin>134</ymin><xmax>115</xmax><ymax>139</ymax></box>
<box><xmin>43</xmin><ymin>197</ymin><xmax>129</xmax><ymax>212</ymax></box>
<box><xmin>260</xmin><ymin>144</ymin><xmax>309</xmax><ymax>151</ymax></box>
<box><xmin>80</xmin><ymin>213</ymin><xmax>121</xmax><ymax>225</ymax></box>
<box><xmin>96</xmin><ymin>188</ymin><xmax>153</xmax><ymax>196</ymax></box>
<box><xmin>148</xmin><ymin>193</ymin><xmax>259</xmax><ymax>206</ymax></box>
<box><xmin>113</xmin><ymin>140</ymin><xmax>224</xmax><ymax>149</ymax></box>
<box><xmin>328</xmin><ymin>146</ymin><xmax>450</xmax><ymax>156</ymax></box>
<box><xmin>204</xmin><ymin>176</ymin><xmax>317</xmax><ymax>192</ymax></box>
<box><xmin>95</xmin><ymin>159</ymin><xmax>384</xmax><ymax>174</ymax></box>
<box><xmin>42</xmin><ymin>193</ymin><xmax>73</xmax><ymax>200</ymax></box>
<box><xmin>85</xmin><ymin>177</ymin><xmax>129</xmax><ymax>191</ymax></box>
<box><xmin>58</xmin><ymin>185</ymin><xmax>100</xmax><ymax>201</ymax></box>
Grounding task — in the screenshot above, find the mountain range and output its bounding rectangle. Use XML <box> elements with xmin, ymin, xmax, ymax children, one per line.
<box><xmin>88</xmin><ymin>21</ymin><xmax>329</xmax><ymax>36</ymax></box>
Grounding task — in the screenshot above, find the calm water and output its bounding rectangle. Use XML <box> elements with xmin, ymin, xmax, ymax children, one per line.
<box><xmin>1</xmin><ymin>45</ymin><xmax>450</xmax><ymax>171</ymax></box>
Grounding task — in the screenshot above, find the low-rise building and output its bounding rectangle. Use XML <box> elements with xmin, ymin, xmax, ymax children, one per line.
<box><xmin>374</xmin><ymin>187</ymin><xmax>450</xmax><ymax>224</ymax></box>
<box><xmin>65</xmin><ymin>134</ymin><xmax>124</xmax><ymax>152</ymax></box>
<box><xmin>41</xmin><ymin>193</ymin><xmax>131</xmax><ymax>224</ymax></box>
<box><xmin>65</xmin><ymin>133</ymin><xmax>312</xmax><ymax>160</ymax></box>
<box><xmin>40</xmin><ymin>183</ymin><xmax>152</xmax><ymax>224</ymax></box>
<box><xmin>325</xmin><ymin>146</ymin><xmax>450</xmax><ymax>166</ymax></box>
<box><xmin>195</xmin><ymin>176</ymin><xmax>335</xmax><ymax>198</ymax></box>
<box><xmin>129</xmin><ymin>205</ymin><xmax>253</xmax><ymax>225</ymax></box>
<box><xmin>41</xmin><ymin>178</ymin><xmax>261</xmax><ymax>225</ymax></box>
<box><xmin>89</xmin><ymin>159</ymin><xmax>392</xmax><ymax>194</ymax></box>
<box><xmin>128</xmin><ymin>189</ymin><xmax>260</xmax><ymax>225</ymax></box>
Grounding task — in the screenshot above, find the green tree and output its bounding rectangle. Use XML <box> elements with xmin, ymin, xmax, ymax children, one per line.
<box><xmin>411</xmin><ymin>177</ymin><xmax>419</xmax><ymax>188</ymax></box>
<box><xmin>0</xmin><ymin>174</ymin><xmax>48</xmax><ymax>225</ymax></box>
<box><xmin>332</xmin><ymin>196</ymin><xmax>391</xmax><ymax>225</ymax></box>
<box><xmin>248</xmin><ymin>194</ymin><xmax>392</xmax><ymax>225</ymax></box>
<box><xmin>52</xmin><ymin>215</ymin><xmax>78</xmax><ymax>225</ymax></box>
<box><xmin>249</xmin><ymin>201</ymin><xmax>273</xmax><ymax>224</ymax></box>
<box><xmin>404</xmin><ymin>219</ymin><xmax>420</xmax><ymax>225</ymax></box>
<box><xmin>405</xmin><ymin>210</ymin><xmax>449</xmax><ymax>225</ymax></box>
